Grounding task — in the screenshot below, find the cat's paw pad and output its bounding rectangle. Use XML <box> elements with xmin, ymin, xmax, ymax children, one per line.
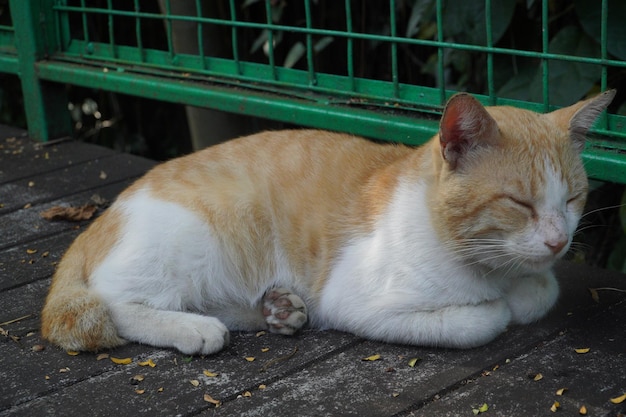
<box><xmin>173</xmin><ymin>316</ymin><xmax>230</xmax><ymax>356</ymax></box>
<box><xmin>262</xmin><ymin>288</ymin><xmax>307</xmax><ymax>335</ymax></box>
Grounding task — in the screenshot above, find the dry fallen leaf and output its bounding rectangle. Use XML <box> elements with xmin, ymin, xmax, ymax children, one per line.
<box><xmin>362</xmin><ymin>354</ymin><xmax>381</xmax><ymax>361</ymax></box>
<box><xmin>203</xmin><ymin>394</ymin><xmax>221</xmax><ymax>407</ymax></box>
<box><xmin>556</xmin><ymin>388</ymin><xmax>568</xmax><ymax>396</ymax></box>
<box><xmin>138</xmin><ymin>359</ymin><xmax>156</xmax><ymax>367</ymax></box>
<box><xmin>203</xmin><ymin>370</ymin><xmax>219</xmax><ymax>377</ymax></box>
<box><xmin>610</xmin><ymin>393</ymin><xmax>626</xmax><ymax>404</ymax></box>
<box><xmin>130</xmin><ymin>374</ymin><xmax>145</xmax><ymax>384</ymax></box>
<box><xmin>408</xmin><ymin>357</ymin><xmax>421</xmax><ymax>367</ymax></box>
<box><xmin>110</xmin><ymin>357</ymin><xmax>132</xmax><ymax>365</ymax></box>
<box><xmin>579</xmin><ymin>405</ymin><xmax>588</xmax><ymax>415</ymax></box>
<box><xmin>550</xmin><ymin>401</ymin><xmax>560</xmax><ymax>412</ymax></box>
<box><xmin>40</xmin><ymin>205</ymin><xmax>97</xmax><ymax>222</ymax></box>
<box><xmin>575</xmin><ymin>348</ymin><xmax>591</xmax><ymax>354</ymax></box>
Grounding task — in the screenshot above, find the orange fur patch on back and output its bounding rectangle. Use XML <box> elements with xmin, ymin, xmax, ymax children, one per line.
<box><xmin>142</xmin><ymin>130</ymin><xmax>417</xmax><ymax>296</ymax></box>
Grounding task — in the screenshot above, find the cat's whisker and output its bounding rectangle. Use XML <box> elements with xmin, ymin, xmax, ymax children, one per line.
<box><xmin>580</xmin><ymin>202</ymin><xmax>626</xmax><ymax>219</ymax></box>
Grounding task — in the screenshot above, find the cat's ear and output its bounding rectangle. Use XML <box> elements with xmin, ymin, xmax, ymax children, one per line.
<box><xmin>548</xmin><ymin>89</ymin><xmax>616</xmax><ymax>153</ymax></box>
<box><xmin>439</xmin><ymin>93</ymin><xmax>499</xmax><ymax>169</ymax></box>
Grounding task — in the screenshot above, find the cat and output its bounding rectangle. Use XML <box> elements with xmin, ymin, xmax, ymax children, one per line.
<box><xmin>41</xmin><ymin>90</ymin><xmax>615</xmax><ymax>355</ymax></box>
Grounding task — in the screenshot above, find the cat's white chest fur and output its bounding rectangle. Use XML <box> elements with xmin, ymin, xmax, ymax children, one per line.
<box><xmin>317</xmin><ymin>179</ymin><xmax>516</xmax><ymax>347</ymax></box>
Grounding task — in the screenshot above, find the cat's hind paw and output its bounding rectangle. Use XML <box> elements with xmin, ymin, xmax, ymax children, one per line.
<box><xmin>262</xmin><ymin>288</ymin><xmax>307</xmax><ymax>335</ymax></box>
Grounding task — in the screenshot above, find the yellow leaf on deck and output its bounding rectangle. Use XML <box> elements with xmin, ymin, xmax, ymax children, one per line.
<box><xmin>610</xmin><ymin>393</ymin><xmax>626</xmax><ymax>404</ymax></box>
<box><xmin>575</xmin><ymin>348</ymin><xmax>590</xmax><ymax>354</ymax></box>
<box><xmin>203</xmin><ymin>370</ymin><xmax>219</xmax><ymax>377</ymax></box>
<box><xmin>550</xmin><ymin>401</ymin><xmax>560</xmax><ymax>412</ymax></box>
<box><xmin>408</xmin><ymin>357</ymin><xmax>421</xmax><ymax>367</ymax></box>
<box><xmin>131</xmin><ymin>374</ymin><xmax>145</xmax><ymax>383</ymax></box>
<box><xmin>110</xmin><ymin>357</ymin><xmax>132</xmax><ymax>365</ymax></box>
<box><xmin>138</xmin><ymin>359</ymin><xmax>156</xmax><ymax>367</ymax></box>
<box><xmin>472</xmin><ymin>403</ymin><xmax>489</xmax><ymax>415</ymax></box>
<box><xmin>203</xmin><ymin>394</ymin><xmax>221</xmax><ymax>407</ymax></box>
<box><xmin>362</xmin><ymin>354</ymin><xmax>381</xmax><ymax>361</ymax></box>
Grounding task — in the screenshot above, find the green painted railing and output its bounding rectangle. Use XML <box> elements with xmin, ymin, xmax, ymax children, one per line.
<box><xmin>1</xmin><ymin>0</ymin><xmax>626</xmax><ymax>183</ymax></box>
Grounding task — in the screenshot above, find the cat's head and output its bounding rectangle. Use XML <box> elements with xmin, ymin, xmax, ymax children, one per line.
<box><xmin>431</xmin><ymin>90</ymin><xmax>615</xmax><ymax>273</ymax></box>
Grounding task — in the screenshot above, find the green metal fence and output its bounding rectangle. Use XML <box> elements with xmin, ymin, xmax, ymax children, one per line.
<box><xmin>1</xmin><ymin>0</ymin><xmax>626</xmax><ymax>183</ymax></box>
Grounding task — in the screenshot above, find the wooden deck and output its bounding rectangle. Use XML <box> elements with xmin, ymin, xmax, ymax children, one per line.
<box><xmin>1</xmin><ymin>125</ymin><xmax>625</xmax><ymax>417</ymax></box>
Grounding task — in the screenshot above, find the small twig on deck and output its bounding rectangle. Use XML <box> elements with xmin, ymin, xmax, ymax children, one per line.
<box><xmin>32</xmin><ymin>137</ymin><xmax>73</xmax><ymax>149</ymax></box>
<box><xmin>0</xmin><ymin>314</ymin><xmax>33</xmax><ymax>327</ymax></box>
<box><xmin>259</xmin><ymin>346</ymin><xmax>299</xmax><ymax>373</ymax></box>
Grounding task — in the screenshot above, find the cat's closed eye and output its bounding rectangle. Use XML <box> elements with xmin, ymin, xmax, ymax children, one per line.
<box><xmin>505</xmin><ymin>195</ymin><xmax>536</xmax><ymax>217</ymax></box>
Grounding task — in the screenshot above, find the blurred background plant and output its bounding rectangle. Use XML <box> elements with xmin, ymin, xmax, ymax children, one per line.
<box><xmin>1</xmin><ymin>0</ymin><xmax>625</xmax><ymax>270</ymax></box>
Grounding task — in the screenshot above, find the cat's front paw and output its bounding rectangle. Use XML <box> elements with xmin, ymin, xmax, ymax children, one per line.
<box><xmin>262</xmin><ymin>288</ymin><xmax>308</xmax><ymax>335</ymax></box>
<box><xmin>173</xmin><ymin>315</ymin><xmax>230</xmax><ymax>356</ymax></box>
<box><xmin>505</xmin><ymin>272</ymin><xmax>559</xmax><ymax>324</ymax></box>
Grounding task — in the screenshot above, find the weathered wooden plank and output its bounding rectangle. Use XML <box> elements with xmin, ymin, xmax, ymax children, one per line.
<box><xmin>0</xmin><ymin>178</ymin><xmax>145</xmax><ymax>251</ymax></box>
<box><xmin>410</xmin><ymin>300</ymin><xmax>626</xmax><ymax>417</ymax></box>
<box><xmin>1</xmin><ymin>330</ymin><xmax>361</xmax><ymax>415</ymax></box>
<box><xmin>0</xmin><ymin>230</ymin><xmax>78</xmax><ymax>291</ymax></box>
<box><xmin>0</xmin><ymin>152</ymin><xmax>154</xmax><ymax>213</ymax></box>
<box><xmin>0</xmin><ymin>136</ymin><xmax>118</xmax><ymax>185</ymax></box>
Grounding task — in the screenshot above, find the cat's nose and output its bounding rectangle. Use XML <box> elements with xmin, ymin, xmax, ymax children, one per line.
<box><xmin>544</xmin><ymin>239</ymin><xmax>567</xmax><ymax>255</ymax></box>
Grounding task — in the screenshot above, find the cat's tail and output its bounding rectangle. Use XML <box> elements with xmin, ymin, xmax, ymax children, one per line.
<box><xmin>41</xmin><ymin>243</ymin><xmax>125</xmax><ymax>352</ymax></box>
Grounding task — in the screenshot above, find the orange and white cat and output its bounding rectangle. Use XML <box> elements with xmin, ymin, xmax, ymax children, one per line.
<box><xmin>41</xmin><ymin>90</ymin><xmax>615</xmax><ymax>354</ymax></box>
